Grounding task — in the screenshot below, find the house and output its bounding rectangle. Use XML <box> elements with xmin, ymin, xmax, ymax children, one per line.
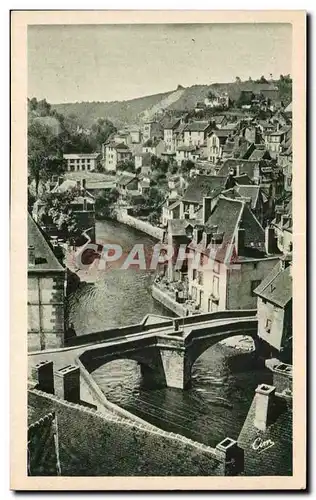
<box><xmin>64</xmin><ymin>153</ymin><xmax>100</xmax><ymax>173</ymax></box>
<box><xmin>186</xmin><ymin>196</ymin><xmax>279</xmax><ymax>313</ymax></box>
<box><xmin>210</xmin><ymin>115</ymin><xmax>228</xmax><ymax>129</ymax></box>
<box><xmin>248</xmin><ymin>147</ymin><xmax>271</xmax><ymax>162</ymax></box>
<box><xmin>223</xmin><ymin>184</ymin><xmax>266</xmax><ymax>225</ymax></box>
<box><xmin>165</xmin><ymin>218</ymin><xmax>195</xmax><ymax>281</ymax></box>
<box><xmin>195</xmin><ymin>101</ymin><xmax>206</xmax><ymax>113</ymax></box>
<box><xmin>183</xmin><ymin>121</ymin><xmax>212</xmax><ymax>147</ymax></box>
<box><xmin>207</xmin><ymin>130</ymin><xmax>233</xmax><ymax>163</ymax></box>
<box><xmin>278</xmin><ymin>130</ymin><xmax>292</xmax><ymax>192</ymax></box>
<box><xmin>134</xmin><ymin>152</ymin><xmax>152</xmax><ymax>170</ymax></box>
<box><xmin>161</xmin><ymin>198</ymin><xmax>181</xmax><ymax>227</ymax></box>
<box><xmin>271</xmin><ymin>199</ymin><xmax>292</xmax><ymax>255</ymax></box>
<box><xmin>175</xmin><ymin>145</ymin><xmax>203</xmax><ymax>166</ymax></box>
<box><xmin>102</xmin><ymin>142</ymin><xmax>133</xmax><ymax>172</ymax></box>
<box><xmin>142</xmin><ymin>138</ymin><xmax>165</xmax><ymax>157</ymax></box>
<box><xmin>180</xmin><ymin>175</ymin><xmax>228</xmax><ymax>220</ymax></box>
<box><xmin>129</xmin><ymin>126</ymin><xmax>141</xmax><ymax>144</ymax></box>
<box><xmin>204</xmin><ymin>92</ymin><xmax>230</xmax><ymax>109</ymax></box>
<box><xmin>116</xmin><ymin>173</ymin><xmax>138</xmax><ymax>198</ymax></box>
<box><xmin>254</xmin><ymin>257</ymin><xmax>292</xmax><ymax>361</ymax></box>
<box><xmin>284</xmin><ymin>101</ymin><xmax>292</xmax><ymax>117</ymax></box>
<box><xmin>142</xmin><ymin>120</ymin><xmax>163</xmax><ymax>143</ymax></box>
<box><xmin>112</xmin><ymin>130</ymin><xmax>132</xmax><ymax>146</ymax></box>
<box><xmin>28</xmin><ymin>213</ymin><xmax>66</xmax><ymax>352</ymax></box>
<box><xmin>138</xmin><ymin>177</ymin><xmax>151</xmax><ymax>196</ymax></box>
<box><xmin>264</xmin><ymin>129</ymin><xmax>288</xmax><ymax>159</ymax></box>
<box><xmin>163</xmin><ymin>118</ymin><xmax>182</xmax><ymax>152</ymax></box>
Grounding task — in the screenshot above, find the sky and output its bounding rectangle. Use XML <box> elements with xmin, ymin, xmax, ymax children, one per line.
<box><xmin>28</xmin><ymin>23</ymin><xmax>292</xmax><ymax>104</ymax></box>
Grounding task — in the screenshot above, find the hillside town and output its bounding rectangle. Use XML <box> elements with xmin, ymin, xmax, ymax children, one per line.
<box><xmin>27</xmin><ymin>77</ymin><xmax>293</xmax><ymax>477</ymax></box>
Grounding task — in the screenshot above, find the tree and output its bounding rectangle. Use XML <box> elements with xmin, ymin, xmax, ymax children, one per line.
<box><xmin>117</xmin><ymin>159</ymin><xmax>135</xmax><ymax>173</ymax></box>
<box><xmin>235</xmin><ymin>76</ymin><xmax>241</xmax><ymax>83</ymax></box>
<box><xmin>28</xmin><ymin>120</ymin><xmax>66</xmax><ymax>195</ymax></box>
<box><xmin>39</xmin><ymin>188</ymin><xmax>81</xmax><ymax>239</ymax></box>
<box><xmin>180</xmin><ymin>160</ymin><xmax>195</xmax><ymax>176</ymax></box>
<box><xmin>95</xmin><ymin>188</ymin><xmax>120</xmax><ymax>218</ymax></box>
<box><xmin>90</xmin><ymin>118</ymin><xmax>116</xmax><ymax>151</ymax></box>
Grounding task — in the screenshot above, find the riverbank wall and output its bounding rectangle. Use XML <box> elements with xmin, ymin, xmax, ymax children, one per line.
<box><xmin>116</xmin><ymin>208</ymin><xmax>164</xmax><ymax>240</ymax></box>
<box><xmin>152</xmin><ymin>283</ymin><xmax>187</xmax><ymax>317</ymax></box>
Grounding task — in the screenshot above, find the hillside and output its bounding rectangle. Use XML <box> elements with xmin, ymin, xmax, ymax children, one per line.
<box><xmin>50</xmin><ymin>78</ymin><xmax>291</xmax><ymax>128</ymax></box>
<box><xmin>52</xmin><ymin>89</ymin><xmax>175</xmax><ymax>128</ymax></box>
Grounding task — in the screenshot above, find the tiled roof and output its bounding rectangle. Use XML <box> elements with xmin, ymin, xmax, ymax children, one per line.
<box><xmin>182</xmin><ymin>175</ymin><xmax>227</xmax><ymax>204</ymax></box>
<box><xmin>168</xmin><ymin>218</ymin><xmax>194</xmax><ymax>236</ymax></box>
<box><xmin>234</xmin><ymin>174</ymin><xmax>253</xmax><ymax>185</ymax></box>
<box><xmin>238</xmin><ymin>393</ymin><xmax>292</xmax><ymax>476</ymax></box>
<box><xmin>211</xmin><ymin>115</ymin><xmax>226</xmax><ymax>124</ymax></box>
<box><xmin>177</xmin><ymin>145</ymin><xmax>197</xmax><ymax>152</ymax></box>
<box><xmin>163</xmin><ymin>118</ymin><xmax>181</xmax><ymax>130</ymax></box>
<box><xmin>28</xmin><ymin>214</ymin><xmax>64</xmax><ymax>272</ymax></box>
<box><xmin>184</xmin><ymin>121</ymin><xmax>211</xmax><ymax>132</ymax></box>
<box><xmin>235</xmin><ymin>185</ymin><xmax>261</xmax><ymax>209</ymax></box>
<box><xmin>254</xmin><ymin>260</ymin><xmax>292</xmax><ymax>307</ymax></box>
<box><xmin>211</xmin><ymin>129</ymin><xmax>232</xmax><ymax>138</ymax></box>
<box><xmin>188</xmin><ymin>196</ymin><xmax>265</xmax><ymax>263</ymax></box>
<box><xmin>63</xmin><ymin>153</ymin><xmax>99</xmax><ymax>159</ymax></box>
<box><xmin>116</xmin><ymin>173</ymin><xmax>137</xmax><ymax>186</ymax></box>
<box><xmin>218</xmin><ymin>159</ymin><xmax>260</xmax><ymax>179</ymax></box>
<box><xmin>248</xmin><ymin>149</ymin><xmax>271</xmax><ymax>161</ymax></box>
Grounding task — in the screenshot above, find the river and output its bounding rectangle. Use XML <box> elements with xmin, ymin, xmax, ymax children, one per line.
<box><xmin>67</xmin><ymin>219</ymin><xmax>269</xmax><ymax>448</ymax></box>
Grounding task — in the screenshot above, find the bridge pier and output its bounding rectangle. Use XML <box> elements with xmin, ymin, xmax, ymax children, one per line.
<box><xmin>159</xmin><ymin>346</ymin><xmax>186</xmax><ymax>389</ymax></box>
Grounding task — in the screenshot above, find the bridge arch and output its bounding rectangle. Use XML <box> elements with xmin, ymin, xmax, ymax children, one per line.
<box><xmin>79</xmin><ymin>343</ymin><xmax>170</xmax><ymax>389</ymax></box>
<box><xmin>184</xmin><ymin>319</ymin><xmax>258</xmax><ymax>388</ymax></box>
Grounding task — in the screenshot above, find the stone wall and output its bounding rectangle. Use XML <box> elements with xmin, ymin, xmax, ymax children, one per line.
<box><xmin>28</xmin><ymin>388</ymin><xmax>226</xmax><ymax>477</ymax></box>
<box><xmin>152</xmin><ymin>283</ymin><xmax>187</xmax><ymax>316</ymax></box>
<box><xmin>28</xmin><ymin>273</ymin><xmax>66</xmax><ymax>352</ymax></box>
<box><xmin>116</xmin><ymin>208</ymin><xmax>164</xmax><ymax>240</ymax></box>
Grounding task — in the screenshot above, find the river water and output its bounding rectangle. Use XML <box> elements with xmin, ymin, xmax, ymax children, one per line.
<box><xmin>67</xmin><ymin>219</ymin><xmax>268</xmax><ymax>448</ymax></box>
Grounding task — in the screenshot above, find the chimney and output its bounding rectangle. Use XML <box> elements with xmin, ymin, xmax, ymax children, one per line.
<box><xmin>76</xmin><ymin>180</ymin><xmax>81</xmax><ymax>190</ymax></box>
<box><xmin>265</xmin><ymin>225</ymin><xmax>276</xmax><ymax>254</ymax></box>
<box><xmin>237</xmin><ymin>227</ymin><xmax>245</xmax><ymax>256</ymax></box>
<box><xmin>81</xmin><ymin>178</ymin><xmax>86</xmax><ymax>190</ymax></box>
<box><xmin>54</xmin><ymin>365</ymin><xmax>80</xmax><ymax>403</ymax></box>
<box><xmin>31</xmin><ymin>360</ymin><xmax>54</xmax><ymax>394</ymax></box>
<box><xmin>28</xmin><ymin>245</ymin><xmax>35</xmax><ymax>266</ymax></box>
<box><xmin>280</xmin><ymin>254</ymin><xmax>292</xmax><ymax>270</ymax></box>
<box><xmin>254</xmin><ymin>384</ymin><xmax>276</xmax><ymax>431</ymax></box>
<box><xmin>173</xmin><ymin>319</ymin><xmax>180</xmax><ymax>332</ymax></box>
<box><xmin>58</xmin><ymin>176</ymin><xmax>63</xmax><ymax>186</ymax></box>
<box><xmin>215</xmin><ymin>437</ymin><xmax>244</xmax><ymax>476</ymax></box>
<box><xmin>183</xmin><ymin>212</ymin><xmax>189</xmax><ymax>220</ymax></box>
<box><xmin>202</xmin><ymin>196</ymin><xmax>213</xmax><ymax>224</ymax></box>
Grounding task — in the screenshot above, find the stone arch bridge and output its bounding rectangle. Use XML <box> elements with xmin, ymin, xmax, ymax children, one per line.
<box><xmin>29</xmin><ymin>310</ymin><xmax>258</xmax><ymax>390</ymax></box>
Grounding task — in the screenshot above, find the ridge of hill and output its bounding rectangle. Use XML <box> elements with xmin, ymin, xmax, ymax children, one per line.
<box><xmin>51</xmin><ymin>79</ymin><xmax>290</xmax><ymax>129</ymax></box>
<box><xmin>51</xmin><ymin>89</ymin><xmax>175</xmax><ymax>128</ymax></box>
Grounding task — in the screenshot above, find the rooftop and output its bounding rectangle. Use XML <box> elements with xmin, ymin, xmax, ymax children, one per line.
<box><xmin>184</xmin><ymin>121</ymin><xmax>211</xmax><ymax>132</ymax></box>
<box><xmin>28</xmin><ymin>214</ymin><xmax>64</xmax><ymax>272</ymax></box>
<box><xmin>182</xmin><ymin>175</ymin><xmax>227</xmax><ymax>204</ymax></box>
<box><xmin>63</xmin><ymin>153</ymin><xmax>99</xmax><ymax>159</ymax></box>
<box><xmin>254</xmin><ymin>260</ymin><xmax>292</xmax><ymax>308</ymax></box>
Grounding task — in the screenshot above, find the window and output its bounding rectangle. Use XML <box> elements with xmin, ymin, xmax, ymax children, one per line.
<box><xmin>213</xmin><ymin>261</ymin><xmax>220</xmax><ymax>274</ymax></box>
<box><xmin>198</xmin><ymin>271</ymin><xmax>204</xmax><ymax>286</ymax></box>
<box><xmin>213</xmin><ymin>275</ymin><xmax>219</xmax><ymax>297</ymax></box>
<box><xmin>192</xmin><ymin>269</ymin><xmax>197</xmax><ymax>281</ymax></box>
<box><xmin>265</xmin><ymin>318</ymin><xmax>272</xmax><ymax>333</ymax></box>
<box><xmin>251</xmin><ymin>279</ymin><xmax>261</xmax><ymax>296</ymax></box>
<box><xmin>81</xmin><ymin>159</ymin><xmax>86</xmax><ymax>163</ymax></box>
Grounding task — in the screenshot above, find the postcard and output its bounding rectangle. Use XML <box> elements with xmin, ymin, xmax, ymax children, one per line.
<box><xmin>11</xmin><ymin>10</ymin><xmax>306</xmax><ymax>490</ymax></box>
